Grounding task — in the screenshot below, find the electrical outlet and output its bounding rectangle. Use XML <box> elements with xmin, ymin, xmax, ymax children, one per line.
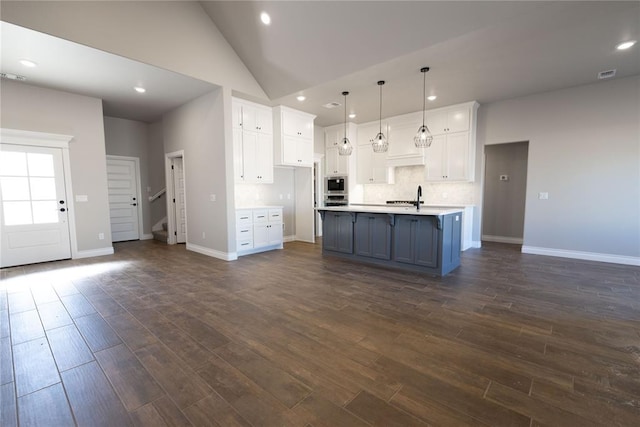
<box><xmin>209</xmin><ymin>194</ymin><xmax>216</xmax><ymax>202</ymax></box>
<box><xmin>98</xmin><ymin>233</ymin><xmax>104</xmax><ymax>240</ymax></box>
<box><xmin>539</xmin><ymin>192</ymin><xmax>549</xmax><ymax>200</ymax></box>
<box><xmin>500</xmin><ymin>175</ymin><xmax>509</xmax><ymax>181</ymax></box>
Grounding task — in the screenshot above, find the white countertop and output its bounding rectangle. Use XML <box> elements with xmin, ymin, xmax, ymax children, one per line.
<box><xmin>350</xmin><ymin>203</ymin><xmax>475</xmax><ymax>208</ymax></box>
<box><xmin>236</xmin><ymin>205</ymin><xmax>284</xmax><ymax>210</ymax></box>
<box><xmin>317</xmin><ymin>205</ymin><xmax>463</xmax><ymax>216</ymax></box>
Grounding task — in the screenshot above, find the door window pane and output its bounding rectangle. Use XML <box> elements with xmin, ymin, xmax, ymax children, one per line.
<box><xmin>3</xmin><ymin>201</ymin><xmax>33</xmax><ymax>225</ymax></box>
<box><xmin>1</xmin><ymin>177</ymin><xmax>31</xmax><ymax>201</ymax></box>
<box><xmin>0</xmin><ymin>151</ymin><xmax>28</xmax><ymax>176</ymax></box>
<box><xmin>27</xmin><ymin>153</ymin><xmax>55</xmax><ymax>177</ymax></box>
<box><xmin>29</xmin><ymin>178</ymin><xmax>56</xmax><ymax>200</ymax></box>
<box><xmin>32</xmin><ymin>201</ymin><xmax>58</xmax><ymax>224</ymax></box>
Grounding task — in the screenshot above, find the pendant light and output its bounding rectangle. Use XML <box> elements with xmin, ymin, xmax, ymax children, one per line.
<box><xmin>414</xmin><ymin>67</ymin><xmax>433</xmax><ymax>148</ymax></box>
<box><xmin>372</xmin><ymin>80</ymin><xmax>388</xmax><ymax>153</ymax></box>
<box><xmin>338</xmin><ymin>91</ymin><xmax>353</xmax><ymax>156</ymax></box>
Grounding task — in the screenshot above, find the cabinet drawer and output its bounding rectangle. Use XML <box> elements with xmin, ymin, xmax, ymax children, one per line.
<box><xmin>237</xmin><ymin>226</ymin><xmax>253</xmax><ymax>238</ymax></box>
<box><xmin>253</xmin><ymin>210</ymin><xmax>268</xmax><ymax>223</ymax></box>
<box><xmin>236</xmin><ymin>210</ymin><xmax>252</xmax><ymax>226</ymax></box>
<box><xmin>237</xmin><ymin>239</ymin><xmax>254</xmax><ymax>251</ymax></box>
<box><xmin>268</xmin><ymin>209</ymin><xmax>282</xmax><ymax>222</ymax></box>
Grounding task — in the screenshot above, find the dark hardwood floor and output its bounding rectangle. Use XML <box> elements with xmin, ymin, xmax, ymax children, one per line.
<box><xmin>1</xmin><ymin>240</ymin><xmax>639</xmax><ymax>426</ymax></box>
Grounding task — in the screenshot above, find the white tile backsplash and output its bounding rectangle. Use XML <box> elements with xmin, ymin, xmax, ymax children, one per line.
<box><xmin>363</xmin><ymin>166</ymin><xmax>476</xmax><ymax>205</ymax></box>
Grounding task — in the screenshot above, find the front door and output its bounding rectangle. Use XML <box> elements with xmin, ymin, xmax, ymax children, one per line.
<box><xmin>0</xmin><ymin>144</ymin><xmax>71</xmax><ymax>268</ymax></box>
<box><xmin>107</xmin><ymin>157</ymin><xmax>140</xmax><ymax>242</ymax></box>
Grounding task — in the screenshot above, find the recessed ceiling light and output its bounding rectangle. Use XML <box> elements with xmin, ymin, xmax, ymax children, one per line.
<box><xmin>19</xmin><ymin>59</ymin><xmax>37</xmax><ymax>68</ymax></box>
<box><xmin>348</xmin><ymin>113</ymin><xmax>356</xmax><ymax>119</ymax></box>
<box><xmin>134</xmin><ymin>86</ymin><xmax>146</xmax><ymax>93</ymax></box>
<box><xmin>616</xmin><ymin>40</ymin><xmax>637</xmax><ymax>50</ymax></box>
<box><xmin>296</xmin><ymin>95</ymin><xmax>306</xmax><ymax>101</ymax></box>
<box><xmin>260</xmin><ymin>12</ymin><xmax>271</xmax><ymax>25</ymax></box>
<box><xmin>427</xmin><ymin>95</ymin><xmax>437</xmax><ymax>101</ymax></box>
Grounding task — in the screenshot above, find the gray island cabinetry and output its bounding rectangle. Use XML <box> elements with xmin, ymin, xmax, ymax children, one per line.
<box><xmin>317</xmin><ymin>206</ymin><xmax>462</xmax><ymax>276</ymax></box>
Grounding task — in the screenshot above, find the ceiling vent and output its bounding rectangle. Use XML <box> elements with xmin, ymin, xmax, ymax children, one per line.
<box><xmin>597</xmin><ymin>69</ymin><xmax>616</xmax><ymax>80</ymax></box>
<box><xmin>0</xmin><ymin>73</ymin><xmax>27</xmax><ymax>81</ymax></box>
<box><xmin>322</xmin><ymin>101</ymin><xmax>341</xmax><ymax>109</ymax></box>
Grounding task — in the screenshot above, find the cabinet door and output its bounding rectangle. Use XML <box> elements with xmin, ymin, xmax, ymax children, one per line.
<box><xmin>256</xmin><ymin>133</ymin><xmax>273</xmax><ymax>183</ymax></box>
<box><xmin>325</xmin><ymin>146</ymin><xmax>348</xmax><ymax>176</ymax></box>
<box><xmin>325</xmin><ymin>127</ymin><xmax>340</xmax><ymax>148</ymax></box>
<box><xmin>445</xmin><ymin>132</ymin><xmax>469</xmax><ymax>181</ymax></box>
<box><xmin>426</xmin><ymin>110</ymin><xmax>447</xmax><ymax>135</ymax></box>
<box><xmin>357</xmin><ymin>122</ymin><xmax>378</xmax><ymax>146</ymax></box>
<box><xmin>255</xmin><ymin>107</ymin><xmax>273</xmax><ymax>134</ymax></box>
<box><xmin>282</xmin><ymin>111</ymin><xmax>304</xmax><ymax>137</ymax></box>
<box><xmin>393</xmin><ymin>216</ymin><xmax>416</xmax><ymax>264</ymax></box>
<box><xmin>282</xmin><ymin>135</ymin><xmax>299</xmax><ymax>165</ymax></box>
<box><xmin>253</xmin><ymin>224</ymin><xmax>269</xmax><ymax>248</ymax></box>
<box><xmin>415</xmin><ymin>217</ymin><xmax>439</xmax><ymax>268</ymax></box>
<box><xmin>370</xmin><ymin>151</ymin><xmax>390</xmax><ymax>183</ymax></box>
<box><xmin>355</xmin><ymin>214</ymin><xmax>391</xmax><ymax>259</ymax></box>
<box><xmin>323</xmin><ymin>212</ymin><xmax>353</xmax><ymax>254</ymax></box>
<box><xmin>425</xmin><ymin>135</ymin><xmax>446</xmax><ymax>181</ymax></box>
<box><xmin>356</xmin><ymin>144</ymin><xmax>372</xmax><ymax>184</ymax></box>
<box><xmin>232</xmin><ymin>102</ymin><xmax>243</xmax><ymax>129</ymax></box>
<box><xmin>242</xmin><ymin>104</ymin><xmax>257</xmax><ymax>132</ymax></box>
<box><xmin>242</xmin><ymin>131</ymin><xmax>258</xmax><ymax>182</ymax></box>
<box><xmin>296</xmin><ymin>138</ymin><xmax>313</xmax><ymax>166</ymax></box>
<box><xmin>267</xmin><ymin>223</ymin><xmax>283</xmax><ymax>245</ymax></box>
<box><xmin>446</xmin><ymin>108</ymin><xmax>470</xmax><ymax>133</ymax></box>
<box><xmin>233</xmin><ymin>129</ymin><xmax>245</xmax><ymax>182</ymax></box>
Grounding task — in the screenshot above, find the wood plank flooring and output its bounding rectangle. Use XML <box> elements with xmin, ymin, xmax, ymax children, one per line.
<box><xmin>1</xmin><ymin>240</ymin><xmax>639</xmax><ymax>426</ymax></box>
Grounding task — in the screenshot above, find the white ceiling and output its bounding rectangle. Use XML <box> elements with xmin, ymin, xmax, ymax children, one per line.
<box><xmin>203</xmin><ymin>1</ymin><xmax>640</xmax><ymax>126</ymax></box>
<box><xmin>0</xmin><ymin>21</ymin><xmax>218</xmax><ymax>123</ymax></box>
<box><xmin>1</xmin><ymin>2</ymin><xmax>638</xmax><ymax>127</ymax></box>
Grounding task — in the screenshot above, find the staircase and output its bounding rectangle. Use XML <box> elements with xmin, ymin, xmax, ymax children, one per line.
<box><xmin>152</xmin><ymin>222</ymin><xmax>168</xmax><ymax>243</ymax></box>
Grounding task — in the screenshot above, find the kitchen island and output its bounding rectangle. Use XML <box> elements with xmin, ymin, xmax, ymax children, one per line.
<box><xmin>317</xmin><ymin>206</ymin><xmax>463</xmax><ymax>276</ymax></box>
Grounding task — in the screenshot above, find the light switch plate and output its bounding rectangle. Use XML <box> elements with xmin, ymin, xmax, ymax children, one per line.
<box><xmin>538</xmin><ymin>192</ymin><xmax>549</xmax><ymax>200</ymax></box>
<box><xmin>75</xmin><ymin>195</ymin><xmax>88</xmax><ymax>202</ymax></box>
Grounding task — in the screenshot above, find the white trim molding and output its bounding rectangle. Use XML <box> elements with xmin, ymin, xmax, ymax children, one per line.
<box><xmin>186</xmin><ymin>243</ymin><xmax>237</xmax><ymax>261</ymax></box>
<box><xmin>482</xmin><ymin>235</ymin><xmax>523</xmax><ymax>244</ymax></box>
<box><xmin>140</xmin><ymin>233</ymin><xmax>154</xmax><ymax>240</ymax></box>
<box><xmin>75</xmin><ymin>247</ymin><xmax>114</xmax><ymax>259</ymax></box>
<box><xmin>283</xmin><ymin>235</ymin><xmax>296</xmax><ymax>243</ymax></box>
<box><xmin>521</xmin><ymin>246</ymin><xmax>640</xmax><ymax>266</ymax></box>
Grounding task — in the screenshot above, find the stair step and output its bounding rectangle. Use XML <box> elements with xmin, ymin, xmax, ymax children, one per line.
<box><xmin>152</xmin><ymin>229</ymin><xmax>168</xmax><ymax>243</ymax></box>
<box><xmin>162</xmin><ymin>222</ymin><xmax>168</xmax><ymax>231</ymax></box>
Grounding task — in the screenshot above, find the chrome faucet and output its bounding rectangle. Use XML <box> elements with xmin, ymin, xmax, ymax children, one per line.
<box><xmin>416</xmin><ymin>185</ymin><xmax>422</xmax><ymax>211</ymax></box>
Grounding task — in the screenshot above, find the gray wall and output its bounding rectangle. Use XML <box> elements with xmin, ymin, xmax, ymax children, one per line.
<box><xmin>147</xmin><ymin>121</ymin><xmax>167</xmax><ymax>229</ymax></box>
<box><xmin>482</xmin><ymin>142</ymin><xmax>528</xmax><ymax>241</ymax></box>
<box><xmin>163</xmin><ymin>88</ymin><xmax>233</xmax><ymax>255</ymax></box>
<box><xmin>476</xmin><ymin>75</ymin><xmax>640</xmax><ymax>257</ymax></box>
<box><xmin>0</xmin><ymin>80</ymin><xmax>112</xmax><ymax>253</ymax></box>
<box><xmin>103</xmin><ymin>116</ymin><xmax>152</xmax><ymax>236</ymax></box>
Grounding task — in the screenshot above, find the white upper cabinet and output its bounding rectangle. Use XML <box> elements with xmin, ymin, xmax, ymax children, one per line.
<box><xmin>273</xmin><ymin>106</ymin><xmax>316</xmax><ymax>167</ymax></box>
<box><xmin>324</xmin><ymin>123</ymin><xmax>356</xmax><ymax>176</ymax></box>
<box><xmin>355</xmin><ymin>121</ymin><xmax>393</xmax><ymax>184</ymax></box>
<box><xmin>426</xmin><ymin>105</ymin><xmax>470</xmax><ymax>135</ymax></box>
<box><xmin>423</xmin><ymin>101</ymin><xmax>479</xmax><ymax>182</ymax></box>
<box><xmin>232</xmin><ymin>98</ymin><xmax>274</xmax><ymax>184</ymax></box>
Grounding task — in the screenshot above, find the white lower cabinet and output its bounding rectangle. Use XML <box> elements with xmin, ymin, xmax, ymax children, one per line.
<box><xmin>236</xmin><ymin>208</ymin><xmax>283</xmax><ymax>256</ymax></box>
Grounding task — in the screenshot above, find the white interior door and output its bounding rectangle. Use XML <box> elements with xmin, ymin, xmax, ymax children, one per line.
<box><xmin>172</xmin><ymin>157</ymin><xmax>186</xmax><ymax>243</ymax></box>
<box><xmin>0</xmin><ymin>144</ymin><xmax>71</xmax><ymax>267</ymax></box>
<box><xmin>107</xmin><ymin>157</ymin><xmax>140</xmax><ymax>242</ymax></box>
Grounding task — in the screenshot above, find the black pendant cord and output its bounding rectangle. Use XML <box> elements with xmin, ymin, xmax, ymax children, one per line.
<box><xmin>377</xmin><ymin>81</ymin><xmax>385</xmax><ymax>135</ymax></box>
<box><xmin>421</xmin><ymin>69</ymin><xmax>426</xmax><ymax>127</ymax></box>
<box><xmin>344</xmin><ymin>93</ymin><xmax>347</xmax><ymax>139</ymax></box>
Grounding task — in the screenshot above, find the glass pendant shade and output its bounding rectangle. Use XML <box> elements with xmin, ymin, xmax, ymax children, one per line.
<box><xmin>372</xmin><ymin>80</ymin><xmax>388</xmax><ymax>153</ymax></box>
<box><xmin>415</xmin><ymin>67</ymin><xmax>433</xmax><ymax>148</ymax></box>
<box><xmin>414</xmin><ymin>125</ymin><xmax>433</xmax><ymax>148</ymax></box>
<box><xmin>338</xmin><ymin>91</ymin><xmax>353</xmax><ymax>156</ymax></box>
<box><xmin>372</xmin><ymin>132</ymin><xmax>388</xmax><ymax>153</ymax></box>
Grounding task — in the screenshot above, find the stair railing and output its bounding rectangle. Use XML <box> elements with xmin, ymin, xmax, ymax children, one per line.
<box><xmin>149</xmin><ymin>188</ymin><xmax>166</xmax><ymax>202</ymax></box>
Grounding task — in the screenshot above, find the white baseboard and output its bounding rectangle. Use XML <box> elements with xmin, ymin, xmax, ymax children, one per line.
<box><xmin>74</xmin><ymin>247</ymin><xmax>114</xmax><ymax>259</ymax></box>
<box><xmin>283</xmin><ymin>235</ymin><xmax>296</xmax><ymax>243</ymax></box>
<box><xmin>140</xmin><ymin>233</ymin><xmax>154</xmax><ymax>240</ymax></box>
<box><xmin>186</xmin><ymin>243</ymin><xmax>237</xmax><ymax>261</ymax></box>
<box><xmin>521</xmin><ymin>246</ymin><xmax>640</xmax><ymax>266</ymax></box>
<box><xmin>482</xmin><ymin>235</ymin><xmax>523</xmax><ymax>244</ymax></box>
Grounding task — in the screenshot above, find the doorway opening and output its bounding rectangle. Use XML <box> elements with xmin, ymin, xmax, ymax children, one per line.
<box><xmin>165</xmin><ymin>151</ymin><xmax>187</xmax><ymax>244</ymax></box>
<box><xmin>482</xmin><ymin>141</ymin><xmax>529</xmax><ymax>245</ymax></box>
